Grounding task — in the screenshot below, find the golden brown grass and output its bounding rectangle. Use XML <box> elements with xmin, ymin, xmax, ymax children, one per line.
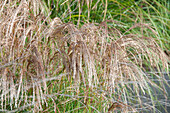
<box><xmin>0</xmin><ymin>0</ymin><xmax>169</xmax><ymax>112</ymax></box>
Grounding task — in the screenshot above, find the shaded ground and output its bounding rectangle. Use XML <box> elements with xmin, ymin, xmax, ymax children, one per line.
<box><xmin>141</xmin><ymin>73</ymin><xmax>170</xmax><ymax>113</ymax></box>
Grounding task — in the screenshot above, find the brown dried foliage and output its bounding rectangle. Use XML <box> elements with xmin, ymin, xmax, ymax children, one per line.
<box><xmin>0</xmin><ymin>0</ymin><xmax>169</xmax><ymax>112</ymax></box>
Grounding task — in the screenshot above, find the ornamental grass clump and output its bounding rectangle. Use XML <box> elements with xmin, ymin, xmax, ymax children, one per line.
<box><xmin>0</xmin><ymin>0</ymin><xmax>169</xmax><ymax>112</ymax></box>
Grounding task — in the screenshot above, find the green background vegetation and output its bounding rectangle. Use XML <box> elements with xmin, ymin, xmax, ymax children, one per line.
<box><xmin>44</xmin><ymin>0</ymin><xmax>169</xmax><ymax>50</ymax></box>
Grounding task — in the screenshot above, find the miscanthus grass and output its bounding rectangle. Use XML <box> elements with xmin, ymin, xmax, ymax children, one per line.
<box><xmin>0</xmin><ymin>0</ymin><xmax>169</xmax><ymax>112</ymax></box>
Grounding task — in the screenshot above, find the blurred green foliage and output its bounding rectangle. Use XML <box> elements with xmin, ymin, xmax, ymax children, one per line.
<box><xmin>43</xmin><ymin>0</ymin><xmax>169</xmax><ymax>51</ymax></box>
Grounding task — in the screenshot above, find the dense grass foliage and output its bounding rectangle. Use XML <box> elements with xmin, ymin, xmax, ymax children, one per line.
<box><xmin>44</xmin><ymin>0</ymin><xmax>170</xmax><ymax>50</ymax></box>
<box><xmin>0</xmin><ymin>0</ymin><xmax>169</xmax><ymax>112</ymax></box>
